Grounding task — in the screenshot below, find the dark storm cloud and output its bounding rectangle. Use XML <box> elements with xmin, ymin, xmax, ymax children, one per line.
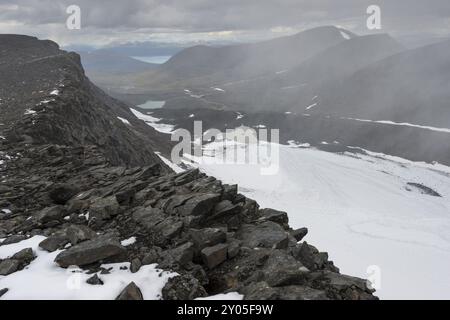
<box><xmin>0</xmin><ymin>0</ymin><xmax>449</xmax><ymax>46</ymax></box>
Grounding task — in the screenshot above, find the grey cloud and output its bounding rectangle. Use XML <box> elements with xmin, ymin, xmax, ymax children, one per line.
<box><xmin>0</xmin><ymin>0</ymin><xmax>449</xmax><ymax>46</ymax></box>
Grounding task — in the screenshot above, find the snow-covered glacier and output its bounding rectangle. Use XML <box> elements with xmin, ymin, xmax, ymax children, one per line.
<box><xmin>178</xmin><ymin>141</ymin><xmax>450</xmax><ymax>300</ymax></box>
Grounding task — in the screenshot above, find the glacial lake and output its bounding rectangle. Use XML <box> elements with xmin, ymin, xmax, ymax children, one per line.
<box><xmin>137</xmin><ymin>100</ymin><xmax>166</xmax><ymax>109</ymax></box>
<box><xmin>132</xmin><ymin>56</ymin><xmax>172</xmax><ymax>64</ymax></box>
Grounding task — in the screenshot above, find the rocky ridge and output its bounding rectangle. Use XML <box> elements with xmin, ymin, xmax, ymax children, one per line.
<box><xmin>0</xmin><ymin>35</ymin><xmax>377</xmax><ymax>300</ymax></box>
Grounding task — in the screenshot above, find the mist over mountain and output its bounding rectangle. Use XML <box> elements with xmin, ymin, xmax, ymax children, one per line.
<box><xmin>318</xmin><ymin>39</ymin><xmax>450</xmax><ymax>128</ymax></box>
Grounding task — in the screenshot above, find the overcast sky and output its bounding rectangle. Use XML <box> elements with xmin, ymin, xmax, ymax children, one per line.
<box><xmin>1</xmin><ymin>0</ymin><xmax>449</xmax><ymax>48</ymax></box>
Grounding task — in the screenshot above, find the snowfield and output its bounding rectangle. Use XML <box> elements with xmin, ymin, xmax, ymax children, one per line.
<box><xmin>0</xmin><ymin>236</ymin><xmax>176</xmax><ymax>300</ymax></box>
<box><xmin>179</xmin><ymin>140</ymin><xmax>450</xmax><ymax>300</ymax></box>
<box><xmin>130</xmin><ymin>108</ymin><xmax>174</xmax><ymax>134</ymax></box>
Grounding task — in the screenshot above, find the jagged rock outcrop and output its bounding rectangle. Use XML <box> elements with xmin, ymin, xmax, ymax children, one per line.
<box><xmin>0</xmin><ymin>35</ymin><xmax>377</xmax><ymax>300</ymax></box>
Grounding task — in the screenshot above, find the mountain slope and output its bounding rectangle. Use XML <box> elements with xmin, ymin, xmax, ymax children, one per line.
<box><xmin>80</xmin><ymin>51</ymin><xmax>158</xmax><ymax>74</ymax></box>
<box><xmin>204</xmin><ymin>33</ymin><xmax>404</xmax><ymax>112</ymax></box>
<box><xmin>317</xmin><ymin>39</ymin><xmax>450</xmax><ymax>127</ymax></box>
<box><xmin>119</xmin><ymin>26</ymin><xmax>351</xmax><ymax>93</ymax></box>
<box><xmin>162</xmin><ymin>26</ymin><xmax>348</xmax><ymax>79</ymax></box>
<box><xmin>0</xmin><ymin>34</ymin><xmax>171</xmax><ymax>167</ymax></box>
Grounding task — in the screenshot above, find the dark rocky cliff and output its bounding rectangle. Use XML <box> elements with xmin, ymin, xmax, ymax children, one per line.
<box><xmin>0</xmin><ymin>35</ymin><xmax>377</xmax><ymax>300</ymax></box>
<box><xmin>0</xmin><ymin>34</ymin><xmax>171</xmax><ymax>167</ymax></box>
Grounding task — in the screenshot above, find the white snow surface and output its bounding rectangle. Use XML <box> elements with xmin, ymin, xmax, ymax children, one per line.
<box><xmin>340</xmin><ymin>30</ymin><xmax>352</xmax><ymax>40</ymax></box>
<box><xmin>24</xmin><ymin>109</ymin><xmax>36</xmax><ymax>115</ymax></box>
<box><xmin>117</xmin><ymin>117</ymin><xmax>131</xmax><ymax>125</ymax></box>
<box><xmin>120</xmin><ymin>237</ymin><xmax>136</xmax><ymax>246</ymax></box>
<box><xmin>130</xmin><ymin>108</ymin><xmax>174</xmax><ymax>134</ymax></box>
<box><xmin>343</xmin><ymin>117</ymin><xmax>450</xmax><ymax>134</ymax></box>
<box><xmin>0</xmin><ymin>236</ymin><xmax>176</xmax><ymax>300</ymax></box>
<box><xmin>177</xmin><ymin>140</ymin><xmax>450</xmax><ymax>300</ymax></box>
<box><xmin>305</xmin><ymin>102</ymin><xmax>318</xmax><ymax>111</ymax></box>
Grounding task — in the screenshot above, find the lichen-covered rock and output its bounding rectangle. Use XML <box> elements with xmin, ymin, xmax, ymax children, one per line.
<box><xmin>162</xmin><ymin>274</ymin><xmax>207</xmax><ymax>300</ymax></box>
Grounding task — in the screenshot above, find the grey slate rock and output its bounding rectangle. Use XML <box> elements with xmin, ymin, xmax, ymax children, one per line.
<box><xmin>130</xmin><ymin>258</ymin><xmax>142</xmax><ymax>273</ymax></box>
<box><xmin>291</xmin><ymin>228</ymin><xmax>308</xmax><ymax>242</ymax></box>
<box><xmin>115</xmin><ymin>282</ymin><xmax>143</xmax><ymax>300</ymax></box>
<box><xmin>0</xmin><ymin>259</ymin><xmax>20</xmax><ymax>276</ymax></box>
<box><xmin>259</xmin><ymin>208</ymin><xmax>289</xmax><ymax>226</ymax></box>
<box><xmin>178</xmin><ymin>193</ymin><xmax>221</xmax><ymax>216</ymax></box>
<box><xmin>0</xmin><ymin>235</ymin><xmax>28</xmax><ymax>246</ymax></box>
<box><xmin>0</xmin><ymin>288</ymin><xmax>8</xmax><ymax>298</ymax></box>
<box><xmin>54</xmin><ymin>234</ymin><xmax>126</xmax><ymax>267</ymax></box>
<box><xmin>162</xmin><ymin>274</ymin><xmax>207</xmax><ymax>300</ymax></box>
<box><xmin>237</xmin><ymin>222</ymin><xmax>289</xmax><ymax>249</ymax></box>
<box><xmin>39</xmin><ymin>236</ymin><xmax>69</xmax><ymax>252</ymax></box>
<box><xmin>11</xmin><ymin>247</ymin><xmax>35</xmax><ymax>264</ymax></box>
<box><xmin>35</xmin><ymin>206</ymin><xmax>65</xmax><ymax>224</ymax></box>
<box><xmin>65</xmin><ymin>224</ymin><xmax>97</xmax><ymax>245</ymax></box>
<box><xmin>190</xmin><ymin>228</ymin><xmax>226</xmax><ymax>250</ymax></box>
<box><xmin>86</xmin><ymin>274</ymin><xmax>104</xmax><ymax>285</ymax></box>
<box><xmin>49</xmin><ymin>184</ymin><xmax>79</xmax><ymax>205</ymax></box>
<box><xmin>201</xmin><ymin>243</ymin><xmax>229</xmax><ymax>269</ymax></box>
<box><xmin>263</xmin><ymin>250</ymin><xmax>309</xmax><ymax>287</ymax></box>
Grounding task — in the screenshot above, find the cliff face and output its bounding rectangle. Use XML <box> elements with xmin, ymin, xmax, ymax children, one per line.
<box><xmin>0</xmin><ymin>35</ymin><xmax>377</xmax><ymax>300</ymax></box>
<box><xmin>0</xmin><ymin>35</ymin><xmax>171</xmax><ymax>168</ymax></box>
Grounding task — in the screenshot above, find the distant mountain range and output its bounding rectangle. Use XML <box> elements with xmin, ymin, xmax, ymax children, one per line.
<box><xmin>77</xmin><ymin>25</ymin><xmax>450</xmax><ymax>165</ymax></box>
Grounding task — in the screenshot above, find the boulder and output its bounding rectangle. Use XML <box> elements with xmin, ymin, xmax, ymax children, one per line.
<box><xmin>0</xmin><ymin>235</ymin><xmax>28</xmax><ymax>246</ymax></box>
<box><xmin>132</xmin><ymin>207</ymin><xmax>165</xmax><ymax>231</ymax></box>
<box><xmin>170</xmin><ymin>242</ymin><xmax>195</xmax><ymax>266</ymax></box>
<box><xmin>0</xmin><ymin>259</ymin><xmax>20</xmax><ymax>275</ymax></box>
<box><xmin>115</xmin><ymin>282</ymin><xmax>143</xmax><ymax>300</ymax></box>
<box><xmin>0</xmin><ymin>288</ymin><xmax>8</xmax><ymax>298</ymax></box>
<box><xmin>178</xmin><ymin>193</ymin><xmax>221</xmax><ymax>216</ymax></box>
<box><xmin>89</xmin><ymin>196</ymin><xmax>120</xmax><ymax>222</ymax></box>
<box><xmin>11</xmin><ymin>248</ymin><xmax>35</xmax><ymax>264</ymax></box>
<box><xmin>291</xmin><ymin>228</ymin><xmax>308</xmax><ymax>242</ymax></box>
<box><xmin>259</xmin><ymin>208</ymin><xmax>289</xmax><ymax>227</ymax></box>
<box><xmin>115</xmin><ymin>188</ymin><xmax>136</xmax><ymax>205</ymax></box>
<box><xmin>208</xmin><ymin>200</ymin><xmax>242</xmax><ymax>222</ymax></box>
<box><xmin>162</xmin><ymin>274</ymin><xmax>207</xmax><ymax>300</ymax></box>
<box><xmin>39</xmin><ymin>236</ymin><xmax>69</xmax><ymax>252</ymax></box>
<box><xmin>237</xmin><ymin>222</ymin><xmax>289</xmax><ymax>249</ymax></box>
<box><xmin>201</xmin><ymin>243</ymin><xmax>229</xmax><ymax>269</ymax></box>
<box><xmin>227</xmin><ymin>239</ymin><xmax>241</xmax><ymax>259</ymax></box>
<box><xmin>294</xmin><ymin>242</ymin><xmax>327</xmax><ymax>271</ymax></box>
<box><xmin>142</xmin><ymin>249</ymin><xmax>159</xmax><ymax>265</ymax></box>
<box><xmin>48</xmin><ymin>184</ymin><xmax>79</xmax><ymax>205</ymax></box>
<box><xmin>263</xmin><ymin>250</ymin><xmax>309</xmax><ymax>287</ymax></box>
<box><xmin>86</xmin><ymin>274</ymin><xmax>104</xmax><ymax>285</ymax></box>
<box><xmin>189</xmin><ymin>228</ymin><xmax>226</xmax><ymax>250</ymax></box>
<box><xmin>65</xmin><ymin>224</ymin><xmax>97</xmax><ymax>245</ymax></box>
<box><xmin>130</xmin><ymin>258</ymin><xmax>142</xmax><ymax>273</ymax></box>
<box><xmin>160</xmin><ymin>221</ymin><xmax>184</xmax><ymax>239</ymax></box>
<box><xmin>54</xmin><ymin>234</ymin><xmax>126</xmax><ymax>267</ymax></box>
<box><xmin>222</xmin><ymin>184</ymin><xmax>238</xmax><ymax>201</ymax></box>
<box><xmin>35</xmin><ymin>206</ymin><xmax>65</xmax><ymax>224</ymax></box>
